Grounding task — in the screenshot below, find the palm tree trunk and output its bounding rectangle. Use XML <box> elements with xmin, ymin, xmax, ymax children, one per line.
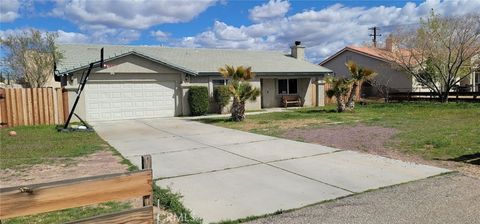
<box><xmin>346</xmin><ymin>82</ymin><xmax>358</xmax><ymax>109</ymax></box>
<box><xmin>231</xmin><ymin>99</ymin><xmax>246</xmax><ymax>121</ymax></box>
<box><xmin>335</xmin><ymin>94</ymin><xmax>346</xmax><ymax>112</ymax></box>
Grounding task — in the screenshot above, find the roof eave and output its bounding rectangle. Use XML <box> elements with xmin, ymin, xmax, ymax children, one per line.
<box><xmin>57</xmin><ymin>51</ymin><xmax>198</xmax><ymax>76</ymax></box>
<box><xmin>197</xmin><ymin>71</ymin><xmax>332</xmax><ymax>76</ymax></box>
<box><xmin>320</xmin><ymin>47</ymin><xmax>393</xmax><ymax>65</ymax></box>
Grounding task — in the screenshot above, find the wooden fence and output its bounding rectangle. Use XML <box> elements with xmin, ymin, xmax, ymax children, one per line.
<box><xmin>0</xmin><ymin>88</ymin><xmax>69</xmax><ymax>128</ymax></box>
<box><xmin>388</xmin><ymin>92</ymin><xmax>480</xmax><ymax>102</ymax></box>
<box><xmin>0</xmin><ymin>155</ymin><xmax>154</xmax><ymax>223</ymax></box>
<box><xmin>324</xmin><ymin>82</ymin><xmax>361</xmax><ymax>105</ymax></box>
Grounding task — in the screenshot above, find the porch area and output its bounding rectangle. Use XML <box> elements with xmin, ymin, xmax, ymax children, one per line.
<box><xmin>260</xmin><ymin>77</ymin><xmax>325</xmax><ymax>109</ymax></box>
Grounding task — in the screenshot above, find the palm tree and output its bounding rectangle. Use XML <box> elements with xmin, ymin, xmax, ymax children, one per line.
<box><xmin>345</xmin><ymin>61</ymin><xmax>377</xmax><ymax>109</ymax></box>
<box><xmin>325</xmin><ymin>77</ymin><xmax>353</xmax><ymax>112</ymax></box>
<box><xmin>218</xmin><ymin>65</ymin><xmax>260</xmax><ymax>121</ymax></box>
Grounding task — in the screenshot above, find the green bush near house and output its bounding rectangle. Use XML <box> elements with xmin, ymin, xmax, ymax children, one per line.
<box><xmin>213</xmin><ymin>85</ymin><xmax>231</xmax><ymax>113</ymax></box>
<box><xmin>188</xmin><ymin>86</ymin><xmax>209</xmax><ymax>116</ymax></box>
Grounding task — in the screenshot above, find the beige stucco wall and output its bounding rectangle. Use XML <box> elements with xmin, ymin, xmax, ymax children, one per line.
<box><xmin>322</xmin><ymin>50</ymin><xmax>414</xmax><ymax>95</ymax></box>
<box><xmin>45</xmin><ymin>74</ymin><xmax>61</xmax><ymax>88</ymax></box>
<box><xmin>64</xmin><ymin>54</ymin><xmax>184</xmax><ymax>121</ymax></box>
<box><xmin>261</xmin><ymin>77</ymin><xmax>316</xmax><ymax>108</ymax></box>
<box><xmin>190</xmin><ymin>76</ymin><xmax>262</xmax><ymax>114</ymax></box>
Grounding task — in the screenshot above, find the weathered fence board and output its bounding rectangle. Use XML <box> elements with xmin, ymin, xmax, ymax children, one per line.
<box><xmin>56</xmin><ymin>88</ymin><xmax>65</xmax><ymax>124</ymax></box>
<box><xmin>0</xmin><ymin>87</ymin><xmax>68</xmax><ymax>127</ymax></box>
<box><xmin>68</xmin><ymin>206</ymin><xmax>154</xmax><ymax>224</ymax></box>
<box><xmin>0</xmin><ymin>155</ymin><xmax>154</xmax><ymax>223</ymax></box>
<box><xmin>0</xmin><ymin>169</ymin><xmax>153</xmax><ymax>219</ymax></box>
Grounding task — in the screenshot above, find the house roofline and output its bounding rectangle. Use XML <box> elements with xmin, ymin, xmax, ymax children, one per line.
<box><xmin>57</xmin><ymin>50</ymin><xmax>198</xmax><ymax>76</ymax></box>
<box><xmin>319</xmin><ymin>46</ymin><xmax>391</xmax><ymax>66</ymax></box>
<box><xmin>196</xmin><ymin>71</ymin><xmax>332</xmax><ymax>76</ymax></box>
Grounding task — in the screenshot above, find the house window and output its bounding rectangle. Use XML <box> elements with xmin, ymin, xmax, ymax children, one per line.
<box><xmin>289</xmin><ymin>79</ymin><xmax>298</xmax><ymax>94</ymax></box>
<box><xmin>277</xmin><ymin>79</ymin><xmax>298</xmax><ymax>95</ymax></box>
<box><xmin>212</xmin><ymin>79</ymin><xmax>228</xmax><ymax>87</ymax></box>
<box><xmin>278</xmin><ymin>79</ymin><xmax>288</xmax><ymax>94</ymax></box>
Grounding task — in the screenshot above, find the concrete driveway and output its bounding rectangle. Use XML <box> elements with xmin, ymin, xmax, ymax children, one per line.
<box><xmin>93</xmin><ymin>118</ymin><xmax>449</xmax><ymax>223</ymax></box>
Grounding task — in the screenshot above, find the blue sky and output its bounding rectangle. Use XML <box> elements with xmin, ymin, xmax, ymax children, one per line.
<box><xmin>1</xmin><ymin>0</ymin><xmax>478</xmax><ymax>62</ymax></box>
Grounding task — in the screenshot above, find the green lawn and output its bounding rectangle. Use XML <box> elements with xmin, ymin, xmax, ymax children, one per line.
<box><xmin>202</xmin><ymin>102</ymin><xmax>480</xmax><ymax>160</ymax></box>
<box><xmin>0</xmin><ymin>125</ymin><xmax>112</xmax><ymax>169</ymax></box>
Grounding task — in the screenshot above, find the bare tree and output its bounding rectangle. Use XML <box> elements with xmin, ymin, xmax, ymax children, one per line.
<box><xmin>0</xmin><ymin>29</ymin><xmax>62</xmax><ymax>87</ymax></box>
<box><xmin>367</xmin><ymin>76</ymin><xmax>393</xmax><ymax>102</ymax></box>
<box><xmin>389</xmin><ymin>12</ymin><xmax>480</xmax><ymax>102</ymax></box>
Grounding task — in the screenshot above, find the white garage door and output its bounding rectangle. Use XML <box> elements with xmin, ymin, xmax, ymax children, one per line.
<box><xmin>85</xmin><ymin>82</ymin><xmax>175</xmax><ymax>121</ymax></box>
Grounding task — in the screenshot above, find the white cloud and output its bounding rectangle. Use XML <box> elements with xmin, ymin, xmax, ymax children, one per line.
<box><xmin>80</xmin><ymin>25</ymin><xmax>141</xmax><ymax>44</ymax></box>
<box><xmin>179</xmin><ymin>0</ymin><xmax>480</xmax><ymax>63</ymax></box>
<box><xmin>56</xmin><ymin>30</ymin><xmax>89</xmax><ymax>43</ymax></box>
<box><xmin>52</xmin><ymin>0</ymin><xmax>217</xmax><ymax>29</ymax></box>
<box><xmin>0</xmin><ymin>27</ymin><xmax>140</xmax><ymax>45</ymax></box>
<box><xmin>249</xmin><ymin>0</ymin><xmax>290</xmax><ymax>22</ymax></box>
<box><xmin>0</xmin><ymin>28</ymin><xmax>24</xmax><ymax>39</ymax></box>
<box><xmin>150</xmin><ymin>30</ymin><xmax>169</xmax><ymax>41</ymax></box>
<box><xmin>0</xmin><ymin>0</ymin><xmax>20</xmax><ymax>22</ymax></box>
<box><xmin>49</xmin><ymin>0</ymin><xmax>217</xmax><ymax>44</ymax></box>
<box><xmin>0</xmin><ymin>28</ymin><xmax>77</xmax><ymax>42</ymax></box>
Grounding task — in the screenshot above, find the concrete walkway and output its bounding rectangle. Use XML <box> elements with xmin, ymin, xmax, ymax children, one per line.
<box><xmin>92</xmin><ymin>118</ymin><xmax>449</xmax><ymax>223</ymax></box>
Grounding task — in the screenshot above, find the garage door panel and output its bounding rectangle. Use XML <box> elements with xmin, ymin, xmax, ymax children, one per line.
<box><xmin>86</xmin><ymin>81</ymin><xmax>175</xmax><ymax>121</ymax></box>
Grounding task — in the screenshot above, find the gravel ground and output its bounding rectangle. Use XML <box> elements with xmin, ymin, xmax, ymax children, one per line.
<box><xmin>283</xmin><ymin>124</ymin><xmax>398</xmax><ymax>155</ymax></box>
<box><xmin>247</xmin><ymin>173</ymin><xmax>480</xmax><ymax>224</ymax></box>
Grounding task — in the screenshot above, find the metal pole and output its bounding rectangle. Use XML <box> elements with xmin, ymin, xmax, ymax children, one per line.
<box><xmin>63</xmin><ymin>63</ymin><xmax>93</xmax><ymax>129</ymax></box>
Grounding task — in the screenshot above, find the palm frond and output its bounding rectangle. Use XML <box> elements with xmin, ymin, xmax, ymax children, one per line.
<box><xmin>325</xmin><ymin>77</ymin><xmax>353</xmax><ymax>98</ymax></box>
<box><xmin>346</xmin><ymin>60</ymin><xmax>357</xmax><ymax>76</ymax></box>
<box><xmin>345</xmin><ymin>61</ymin><xmax>377</xmax><ymax>81</ymax></box>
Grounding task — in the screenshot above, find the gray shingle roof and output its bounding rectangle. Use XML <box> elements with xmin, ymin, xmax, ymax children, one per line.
<box><xmin>56</xmin><ymin>44</ymin><xmax>331</xmax><ymax>75</ymax></box>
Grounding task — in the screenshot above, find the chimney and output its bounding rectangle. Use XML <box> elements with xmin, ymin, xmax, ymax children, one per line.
<box><xmin>385</xmin><ymin>35</ymin><xmax>394</xmax><ymax>52</ymax></box>
<box><xmin>291</xmin><ymin>41</ymin><xmax>305</xmax><ymax>60</ymax></box>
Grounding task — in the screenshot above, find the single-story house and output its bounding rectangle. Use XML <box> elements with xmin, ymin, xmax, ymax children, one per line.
<box><xmin>320</xmin><ymin>39</ymin><xmax>428</xmax><ymax>98</ymax></box>
<box><xmin>320</xmin><ymin>38</ymin><xmax>479</xmax><ymax>98</ymax></box>
<box><xmin>55</xmin><ymin>42</ymin><xmax>331</xmax><ymax>122</ymax></box>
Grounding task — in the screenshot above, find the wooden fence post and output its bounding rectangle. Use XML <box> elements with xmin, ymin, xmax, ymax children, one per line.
<box><xmin>0</xmin><ymin>89</ymin><xmax>5</xmax><ymax>127</ymax></box>
<box><xmin>141</xmin><ymin>155</ymin><xmax>153</xmax><ymax>207</ymax></box>
<box><xmin>62</xmin><ymin>88</ymin><xmax>69</xmax><ymax>123</ymax></box>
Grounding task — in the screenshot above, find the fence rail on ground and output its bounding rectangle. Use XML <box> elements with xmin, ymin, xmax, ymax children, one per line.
<box><xmin>0</xmin><ymin>87</ymin><xmax>69</xmax><ymax>128</ymax></box>
<box><xmin>0</xmin><ymin>155</ymin><xmax>154</xmax><ymax>223</ymax></box>
<box><xmin>387</xmin><ymin>92</ymin><xmax>480</xmax><ymax>102</ymax></box>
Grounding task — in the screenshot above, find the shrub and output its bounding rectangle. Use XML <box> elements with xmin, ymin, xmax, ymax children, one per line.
<box><xmin>153</xmin><ymin>185</ymin><xmax>202</xmax><ymax>224</ymax></box>
<box><xmin>188</xmin><ymin>86</ymin><xmax>209</xmax><ymax>116</ymax></box>
<box><xmin>213</xmin><ymin>85</ymin><xmax>231</xmax><ymax>113</ymax></box>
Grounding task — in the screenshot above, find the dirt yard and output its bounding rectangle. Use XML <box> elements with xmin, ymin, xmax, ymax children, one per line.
<box><xmin>0</xmin><ymin>150</ymin><xmax>129</xmax><ymax>188</ymax></box>
<box><xmin>283</xmin><ymin>124</ymin><xmax>480</xmax><ymax>178</ymax></box>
